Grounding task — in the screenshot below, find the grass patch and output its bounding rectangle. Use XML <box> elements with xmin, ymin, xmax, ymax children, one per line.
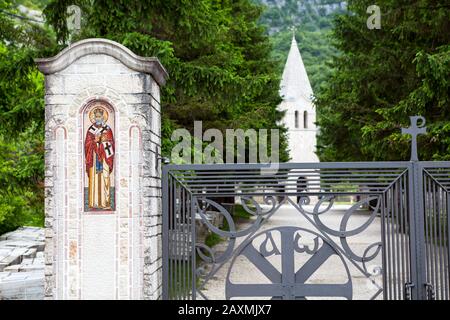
<box><xmin>203</xmin><ymin>204</ymin><xmax>254</xmax><ymax>249</ymax></box>
<box><xmin>205</xmin><ymin>232</ymin><xmax>222</xmax><ymax>248</ymax></box>
<box><xmin>233</xmin><ymin>204</ymin><xmax>253</xmax><ymax>220</ymax></box>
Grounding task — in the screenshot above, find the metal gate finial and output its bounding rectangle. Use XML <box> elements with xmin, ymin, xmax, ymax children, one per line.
<box><xmin>401</xmin><ymin>116</ymin><xmax>427</xmax><ymax>161</ymax></box>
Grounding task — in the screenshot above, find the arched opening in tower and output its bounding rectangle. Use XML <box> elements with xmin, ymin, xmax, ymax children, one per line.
<box><xmin>303</xmin><ymin>111</ymin><xmax>308</xmax><ymax>129</ymax></box>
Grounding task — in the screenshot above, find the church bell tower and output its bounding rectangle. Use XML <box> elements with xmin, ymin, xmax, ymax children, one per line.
<box><xmin>278</xmin><ymin>34</ymin><xmax>319</xmax><ymax>163</ymax></box>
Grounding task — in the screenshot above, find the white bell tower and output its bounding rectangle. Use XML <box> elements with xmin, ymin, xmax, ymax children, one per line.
<box><xmin>278</xmin><ymin>34</ymin><xmax>319</xmax><ymax>163</ymax></box>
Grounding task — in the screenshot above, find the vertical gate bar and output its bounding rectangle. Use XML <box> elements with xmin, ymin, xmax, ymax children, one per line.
<box><xmin>394</xmin><ymin>180</ymin><xmax>402</xmax><ymax>298</ymax></box>
<box><xmin>405</xmin><ymin>172</ymin><xmax>411</xmax><ymax>287</ymax></box>
<box><xmin>189</xmin><ymin>195</ymin><xmax>196</xmax><ymax>300</ymax></box>
<box><xmin>179</xmin><ymin>185</ymin><xmax>183</xmax><ymax>299</ymax></box>
<box><xmin>389</xmin><ymin>182</ymin><xmax>395</xmax><ymax>298</ymax></box>
<box><xmin>429</xmin><ymin>176</ymin><xmax>434</xmax><ymax>298</ymax></box>
<box><xmin>383</xmin><ymin>191</ymin><xmax>392</xmax><ymax>300</ymax></box>
<box><xmin>162</xmin><ymin>167</ymin><xmax>169</xmax><ymax>300</ymax></box>
<box><xmin>168</xmin><ymin>175</ymin><xmax>173</xmax><ymax>299</ymax></box>
<box><xmin>384</xmin><ymin>189</ymin><xmax>392</xmax><ymax>299</ymax></box>
<box><xmin>445</xmin><ymin>191</ymin><xmax>449</xmax><ymax>300</ymax></box>
<box><xmin>189</xmin><ymin>193</ymin><xmax>193</xmax><ymax>299</ymax></box>
<box><xmin>380</xmin><ymin>192</ymin><xmax>388</xmax><ymax>300</ymax></box>
<box><xmin>438</xmin><ymin>184</ymin><xmax>444</xmax><ymax>299</ymax></box>
<box><xmin>175</xmin><ymin>180</ymin><xmax>180</xmax><ymax>299</ymax></box>
<box><xmin>442</xmin><ymin>189</ymin><xmax>446</xmax><ymax>300</ymax></box>
<box><xmin>191</xmin><ymin>196</ymin><xmax>197</xmax><ymax>300</ymax></box>
<box><xmin>183</xmin><ymin>188</ymin><xmax>187</xmax><ymax>299</ymax></box>
<box><xmin>389</xmin><ymin>185</ymin><xmax>397</xmax><ymax>299</ymax></box>
<box><xmin>417</xmin><ymin>163</ymin><xmax>427</xmax><ymax>299</ymax></box>
<box><xmin>178</xmin><ymin>182</ymin><xmax>182</xmax><ymax>299</ymax></box>
<box><xmin>390</xmin><ymin>187</ymin><xmax>395</xmax><ymax>298</ymax></box>
<box><xmin>185</xmin><ymin>189</ymin><xmax>190</xmax><ymax>299</ymax></box>
<box><xmin>436</xmin><ymin>180</ymin><xmax>442</xmax><ymax>299</ymax></box>
<box><xmin>438</xmin><ymin>186</ymin><xmax>444</xmax><ymax>299</ymax></box>
<box><xmin>177</xmin><ymin>183</ymin><xmax>181</xmax><ymax>299</ymax></box>
<box><xmin>399</xmin><ymin>173</ymin><xmax>406</xmax><ymax>298</ymax></box>
<box><xmin>177</xmin><ymin>182</ymin><xmax>182</xmax><ymax>298</ymax></box>
<box><xmin>180</xmin><ymin>187</ymin><xmax>186</xmax><ymax>300</ymax></box>
<box><xmin>445</xmin><ymin>191</ymin><xmax>450</xmax><ymax>299</ymax></box>
<box><xmin>281</xmin><ymin>228</ymin><xmax>295</xmax><ymax>299</ymax></box>
<box><xmin>442</xmin><ymin>188</ymin><xmax>447</xmax><ymax>299</ymax></box>
<box><xmin>431</xmin><ymin>176</ymin><xmax>438</xmax><ymax>298</ymax></box>
<box><xmin>170</xmin><ymin>175</ymin><xmax>174</xmax><ymax>299</ymax></box>
<box><xmin>425</xmin><ymin>171</ymin><xmax>430</xmax><ymax>298</ymax></box>
<box><xmin>186</xmin><ymin>191</ymin><xmax>190</xmax><ymax>299</ymax></box>
<box><xmin>184</xmin><ymin>189</ymin><xmax>188</xmax><ymax>300</ymax></box>
<box><xmin>425</xmin><ymin>175</ymin><xmax>431</xmax><ymax>294</ymax></box>
<box><xmin>436</xmin><ymin>184</ymin><xmax>442</xmax><ymax>299</ymax></box>
<box><xmin>394</xmin><ymin>181</ymin><xmax>403</xmax><ymax>299</ymax></box>
<box><xmin>425</xmin><ymin>175</ymin><xmax>431</xmax><ymax>296</ymax></box>
<box><xmin>408</xmin><ymin>162</ymin><xmax>426</xmax><ymax>300</ymax></box>
<box><xmin>391</xmin><ymin>185</ymin><xmax>398</xmax><ymax>299</ymax></box>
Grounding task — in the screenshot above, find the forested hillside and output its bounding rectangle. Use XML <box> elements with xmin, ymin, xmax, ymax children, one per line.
<box><xmin>256</xmin><ymin>0</ymin><xmax>346</xmax><ymax>91</ymax></box>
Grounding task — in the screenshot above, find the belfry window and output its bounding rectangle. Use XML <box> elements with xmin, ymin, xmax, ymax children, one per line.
<box><xmin>303</xmin><ymin>111</ymin><xmax>308</xmax><ymax>129</ymax></box>
<box><xmin>295</xmin><ymin>111</ymin><xmax>299</xmax><ymax>128</ymax></box>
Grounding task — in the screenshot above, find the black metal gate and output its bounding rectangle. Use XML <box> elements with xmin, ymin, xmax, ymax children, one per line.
<box><xmin>162</xmin><ymin>119</ymin><xmax>449</xmax><ymax>300</ymax></box>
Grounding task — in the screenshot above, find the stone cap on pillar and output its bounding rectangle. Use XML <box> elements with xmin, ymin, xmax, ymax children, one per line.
<box><xmin>35</xmin><ymin>38</ymin><xmax>169</xmax><ymax>86</ymax></box>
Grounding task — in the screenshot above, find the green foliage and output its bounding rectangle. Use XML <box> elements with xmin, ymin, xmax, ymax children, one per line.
<box><xmin>315</xmin><ymin>0</ymin><xmax>450</xmax><ymax>161</ymax></box>
<box><xmin>0</xmin><ymin>125</ymin><xmax>44</xmax><ymax>234</ymax></box>
<box><xmin>233</xmin><ymin>204</ymin><xmax>253</xmax><ymax>220</ymax></box>
<box><xmin>13</xmin><ymin>0</ymin><xmax>50</xmax><ymax>10</ymax></box>
<box><xmin>204</xmin><ymin>232</ymin><xmax>222</xmax><ymax>248</ymax></box>
<box><xmin>0</xmin><ymin>0</ymin><xmax>56</xmax><ymax>232</ymax></box>
<box><xmin>44</xmin><ymin>0</ymin><xmax>290</xmax><ymax>163</ymax></box>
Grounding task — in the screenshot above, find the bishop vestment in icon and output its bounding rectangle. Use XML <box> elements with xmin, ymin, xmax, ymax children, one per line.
<box><xmin>85</xmin><ymin>106</ymin><xmax>115</xmax><ymax>209</ymax></box>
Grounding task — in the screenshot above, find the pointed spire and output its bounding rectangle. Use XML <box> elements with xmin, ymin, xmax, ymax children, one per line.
<box><xmin>288</xmin><ymin>25</ymin><xmax>296</xmax><ymax>37</ymax></box>
<box><xmin>279</xmin><ymin>32</ymin><xmax>314</xmax><ymax>102</ymax></box>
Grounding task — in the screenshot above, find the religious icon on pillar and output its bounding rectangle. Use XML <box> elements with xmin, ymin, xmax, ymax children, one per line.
<box><xmin>84</xmin><ymin>100</ymin><xmax>115</xmax><ymax>212</ymax></box>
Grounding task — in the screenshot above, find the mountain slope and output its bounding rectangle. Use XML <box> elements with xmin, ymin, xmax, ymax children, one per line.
<box><xmin>256</xmin><ymin>0</ymin><xmax>346</xmax><ymax>92</ymax></box>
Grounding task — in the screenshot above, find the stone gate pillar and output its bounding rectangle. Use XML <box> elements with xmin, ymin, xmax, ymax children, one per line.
<box><xmin>36</xmin><ymin>38</ymin><xmax>168</xmax><ymax>299</ymax></box>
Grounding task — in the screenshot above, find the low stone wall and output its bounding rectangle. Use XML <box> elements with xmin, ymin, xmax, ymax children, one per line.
<box><xmin>0</xmin><ymin>227</ymin><xmax>44</xmax><ymax>300</ymax></box>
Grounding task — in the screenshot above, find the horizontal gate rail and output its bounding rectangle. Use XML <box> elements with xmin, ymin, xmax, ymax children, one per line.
<box><xmin>165</xmin><ymin>163</ymin><xmax>411</xmax><ymax>197</ymax></box>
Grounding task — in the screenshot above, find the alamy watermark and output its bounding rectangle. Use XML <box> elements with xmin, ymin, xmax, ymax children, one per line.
<box><xmin>67</xmin><ymin>5</ymin><xmax>81</xmax><ymax>33</ymax></box>
<box><xmin>171</xmin><ymin>121</ymin><xmax>280</xmax><ymax>174</ymax></box>
<box><xmin>367</xmin><ymin>5</ymin><xmax>381</xmax><ymax>29</ymax></box>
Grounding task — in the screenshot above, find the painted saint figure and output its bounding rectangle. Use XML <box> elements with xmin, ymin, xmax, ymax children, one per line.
<box><xmin>85</xmin><ymin>106</ymin><xmax>115</xmax><ymax>210</ymax></box>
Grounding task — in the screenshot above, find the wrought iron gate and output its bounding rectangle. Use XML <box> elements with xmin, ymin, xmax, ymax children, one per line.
<box><xmin>162</xmin><ymin>118</ymin><xmax>449</xmax><ymax>300</ymax></box>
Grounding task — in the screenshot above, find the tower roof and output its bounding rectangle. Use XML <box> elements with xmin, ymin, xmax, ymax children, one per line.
<box><xmin>279</xmin><ymin>35</ymin><xmax>313</xmax><ymax>102</ymax></box>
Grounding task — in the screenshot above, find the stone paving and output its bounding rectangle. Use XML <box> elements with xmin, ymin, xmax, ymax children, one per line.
<box><xmin>0</xmin><ymin>227</ymin><xmax>44</xmax><ymax>300</ymax></box>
